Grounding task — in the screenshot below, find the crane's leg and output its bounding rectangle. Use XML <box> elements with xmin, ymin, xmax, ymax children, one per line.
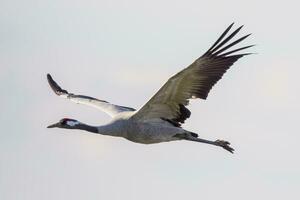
<box><xmin>174</xmin><ymin>133</ymin><xmax>234</xmax><ymax>153</ymax></box>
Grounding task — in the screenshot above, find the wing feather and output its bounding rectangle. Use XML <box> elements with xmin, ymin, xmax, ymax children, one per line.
<box><xmin>47</xmin><ymin>74</ymin><xmax>135</xmax><ymax>117</ymax></box>
<box><xmin>131</xmin><ymin>23</ymin><xmax>253</xmax><ymax>126</ymax></box>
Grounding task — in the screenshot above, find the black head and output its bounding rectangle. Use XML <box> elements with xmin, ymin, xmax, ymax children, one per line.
<box><xmin>47</xmin><ymin>118</ymin><xmax>80</xmax><ymax>129</ymax></box>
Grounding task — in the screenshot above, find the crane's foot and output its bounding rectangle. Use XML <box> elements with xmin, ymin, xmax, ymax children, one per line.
<box><xmin>215</xmin><ymin>140</ymin><xmax>234</xmax><ymax>153</ymax></box>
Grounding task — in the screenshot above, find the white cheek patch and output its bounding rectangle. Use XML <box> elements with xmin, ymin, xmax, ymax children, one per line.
<box><xmin>66</xmin><ymin>121</ymin><xmax>80</xmax><ymax>127</ymax></box>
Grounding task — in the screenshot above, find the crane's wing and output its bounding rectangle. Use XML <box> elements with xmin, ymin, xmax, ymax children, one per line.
<box><xmin>47</xmin><ymin>74</ymin><xmax>135</xmax><ymax>117</ymax></box>
<box><xmin>131</xmin><ymin>23</ymin><xmax>253</xmax><ymax>126</ymax></box>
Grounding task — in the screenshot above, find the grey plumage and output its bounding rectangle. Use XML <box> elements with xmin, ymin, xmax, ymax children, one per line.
<box><xmin>47</xmin><ymin>23</ymin><xmax>253</xmax><ymax>153</ymax></box>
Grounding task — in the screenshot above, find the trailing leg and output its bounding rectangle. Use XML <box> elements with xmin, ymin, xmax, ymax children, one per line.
<box><xmin>174</xmin><ymin>133</ymin><xmax>234</xmax><ymax>153</ymax></box>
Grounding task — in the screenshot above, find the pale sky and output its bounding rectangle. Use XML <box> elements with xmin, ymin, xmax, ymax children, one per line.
<box><xmin>1</xmin><ymin>0</ymin><xmax>300</xmax><ymax>199</ymax></box>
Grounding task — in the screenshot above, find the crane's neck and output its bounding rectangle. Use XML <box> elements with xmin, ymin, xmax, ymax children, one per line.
<box><xmin>74</xmin><ymin>122</ymin><xmax>121</xmax><ymax>137</ymax></box>
<box><xmin>74</xmin><ymin>123</ymin><xmax>98</xmax><ymax>133</ymax></box>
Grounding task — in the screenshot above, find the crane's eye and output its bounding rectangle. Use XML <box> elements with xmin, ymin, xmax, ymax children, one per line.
<box><xmin>60</xmin><ymin>118</ymin><xmax>78</xmax><ymax>126</ymax></box>
<box><xmin>60</xmin><ymin>118</ymin><xmax>70</xmax><ymax>124</ymax></box>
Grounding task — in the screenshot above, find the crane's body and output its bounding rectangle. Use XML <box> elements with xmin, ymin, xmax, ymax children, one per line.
<box><xmin>104</xmin><ymin>115</ymin><xmax>185</xmax><ymax>144</ymax></box>
<box><xmin>47</xmin><ymin>23</ymin><xmax>254</xmax><ymax>153</ymax></box>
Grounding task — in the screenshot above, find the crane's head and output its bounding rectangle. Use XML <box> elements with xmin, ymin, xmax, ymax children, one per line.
<box><xmin>47</xmin><ymin>118</ymin><xmax>80</xmax><ymax>129</ymax></box>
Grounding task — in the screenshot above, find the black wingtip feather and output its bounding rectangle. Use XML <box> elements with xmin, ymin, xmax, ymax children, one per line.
<box><xmin>212</xmin><ymin>33</ymin><xmax>252</xmax><ymax>56</ymax></box>
<box><xmin>202</xmin><ymin>23</ymin><xmax>254</xmax><ymax>60</ymax></box>
<box><xmin>209</xmin><ymin>25</ymin><xmax>244</xmax><ymax>55</ymax></box>
<box><xmin>203</xmin><ymin>23</ymin><xmax>235</xmax><ymax>56</ymax></box>
<box><xmin>219</xmin><ymin>45</ymin><xmax>255</xmax><ymax>57</ymax></box>
<box><xmin>47</xmin><ymin>73</ymin><xmax>68</xmax><ymax>95</ymax></box>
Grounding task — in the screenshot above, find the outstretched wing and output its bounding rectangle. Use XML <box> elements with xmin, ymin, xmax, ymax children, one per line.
<box><xmin>131</xmin><ymin>23</ymin><xmax>253</xmax><ymax>126</ymax></box>
<box><xmin>47</xmin><ymin>74</ymin><xmax>135</xmax><ymax>117</ymax></box>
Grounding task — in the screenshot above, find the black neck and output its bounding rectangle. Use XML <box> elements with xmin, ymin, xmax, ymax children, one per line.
<box><xmin>76</xmin><ymin>123</ymin><xmax>98</xmax><ymax>133</ymax></box>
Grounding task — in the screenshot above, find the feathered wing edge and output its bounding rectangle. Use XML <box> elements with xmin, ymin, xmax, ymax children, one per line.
<box><xmin>47</xmin><ymin>74</ymin><xmax>135</xmax><ymax>117</ymax></box>
<box><xmin>132</xmin><ymin>23</ymin><xmax>253</xmax><ymax>127</ymax></box>
<box><xmin>190</xmin><ymin>23</ymin><xmax>254</xmax><ymax>100</ymax></box>
<box><xmin>203</xmin><ymin>23</ymin><xmax>254</xmax><ymax>57</ymax></box>
<box><xmin>175</xmin><ymin>23</ymin><xmax>253</xmax><ymax>124</ymax></box>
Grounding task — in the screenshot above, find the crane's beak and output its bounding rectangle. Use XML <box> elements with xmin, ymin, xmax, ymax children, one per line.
<box><xmin>47</xmin><ymin>122</ymin><xmax>60</xmax><ymax>128</ymax></box>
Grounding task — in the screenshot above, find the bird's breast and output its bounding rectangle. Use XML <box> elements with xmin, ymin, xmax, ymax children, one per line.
<box><xmin>123</xmin><ymin>121</ymin><xmax>182</xmax><ymax>144</ymax></box>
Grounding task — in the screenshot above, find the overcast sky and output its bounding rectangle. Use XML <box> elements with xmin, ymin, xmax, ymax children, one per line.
<box><xmin>1</xmin><ymin>0</ymin><xmax>299</xmax><ymax>199</ymax></box>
